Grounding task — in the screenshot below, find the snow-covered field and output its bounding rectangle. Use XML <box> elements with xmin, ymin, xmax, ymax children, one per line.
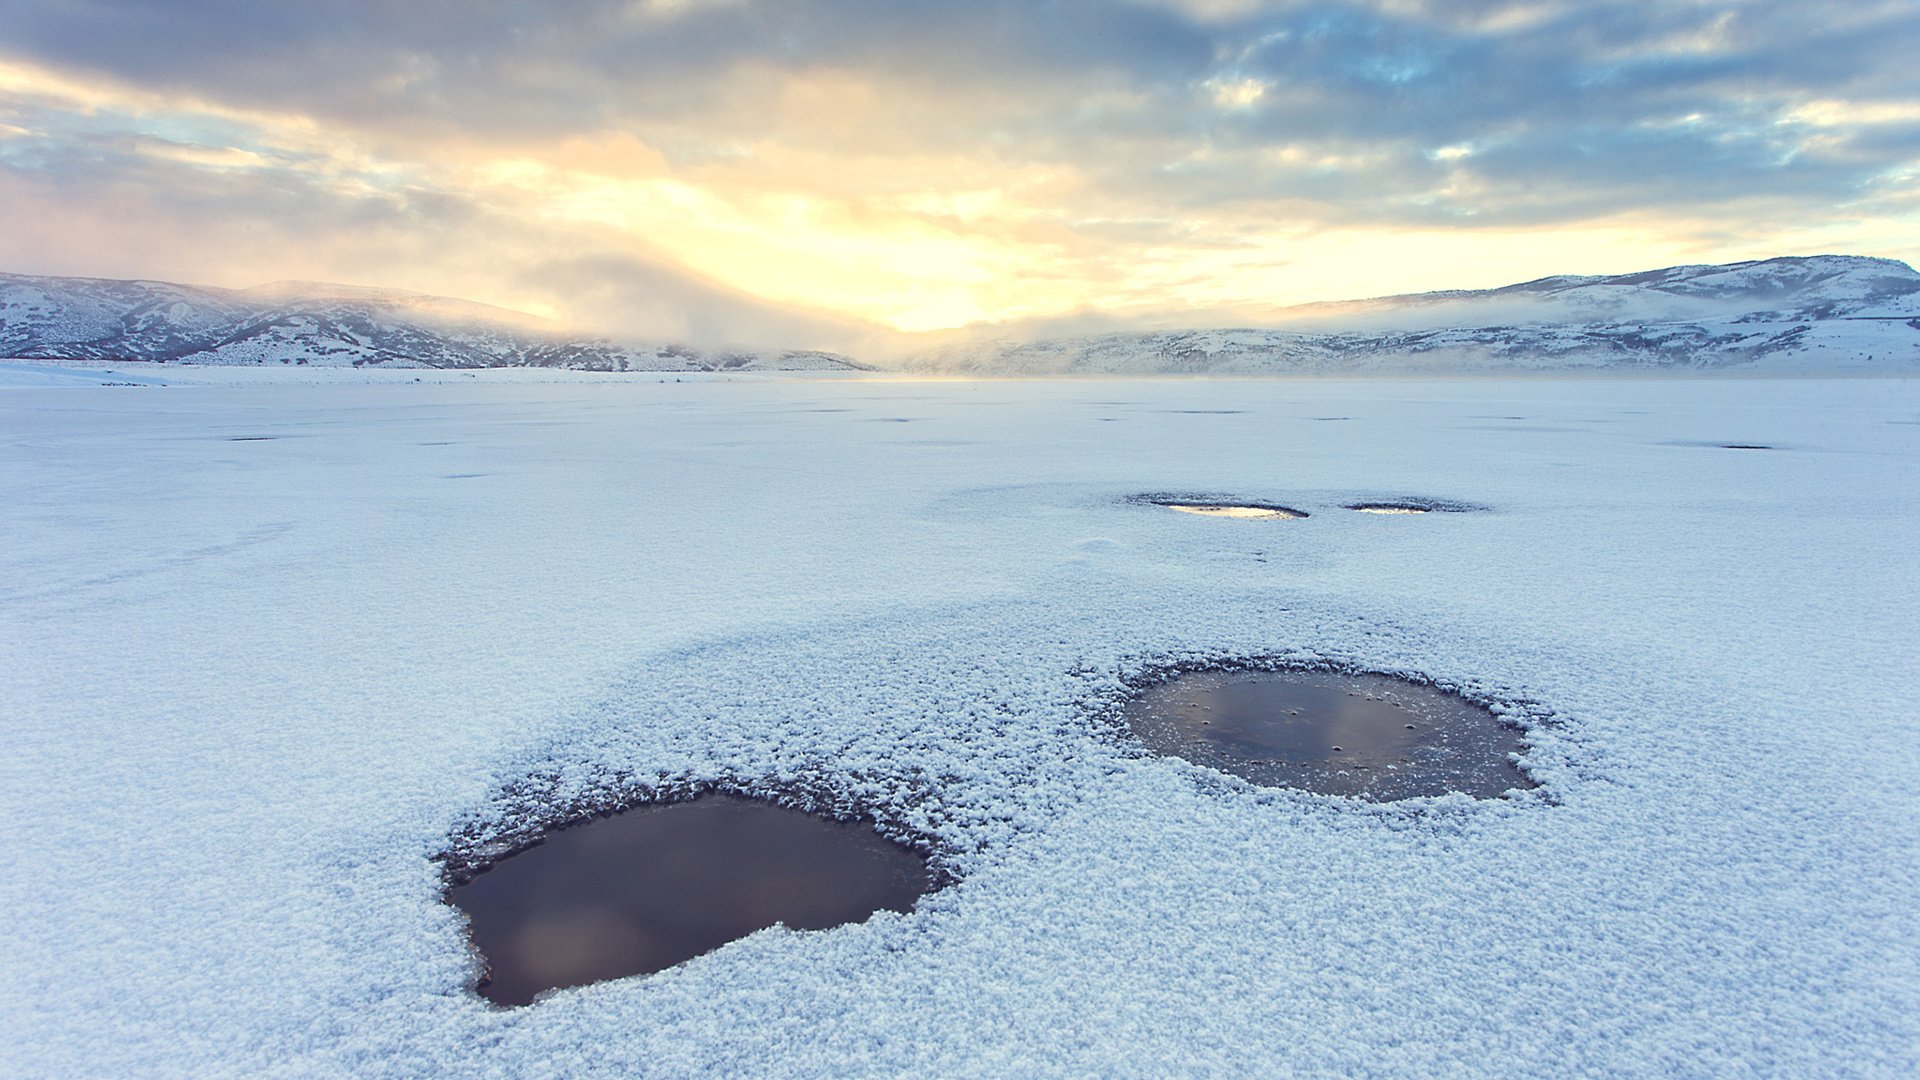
<box><xmin>4</xmin><ymin>369</ymin><xmax>1917</xmax><ymax>1076</ymax></box>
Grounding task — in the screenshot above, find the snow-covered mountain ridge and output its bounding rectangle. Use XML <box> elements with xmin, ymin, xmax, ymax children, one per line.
<box><xmin>7</xmin><ymin>255</ymin><xmax>1917</xmax><ymax>375</ymax></box>
<box><xmin>0</xmin><ymin>273</ymin><xmax>865</xmax><ymax>372</ymax></box>
<box><xmin>909</xmin><ymin>255</ymin><xmax>1920</xmax><ymax>374</ymax></box>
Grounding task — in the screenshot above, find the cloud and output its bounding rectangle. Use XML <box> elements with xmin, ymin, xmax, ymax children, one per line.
<box><xmin>0</xmin><ymin>1</ymin><xmax>1916</xmax><ymax>336</ymax></box>
<box><xmin>511</xmin><ymin>253</ymin><xmax>888</xmax><ymax>352</ymax></box>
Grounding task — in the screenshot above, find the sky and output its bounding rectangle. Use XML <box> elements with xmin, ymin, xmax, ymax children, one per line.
<box><xmin>1</xmin><ymin>0</ymin><xmax>1917</xmax><ymax>349</ymax></box>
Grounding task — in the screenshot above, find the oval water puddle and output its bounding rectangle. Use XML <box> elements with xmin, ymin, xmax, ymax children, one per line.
<box><xmin>449</xmin><ymin>795</ymin><xmax>932</xmax><ymax>1006</ymax></box>
<box><xmin>1165</xmin><ymin>504</ymin><xmax>1306</xmax><ymax>519</ymax></box>
<box><xmin>1660</xmin><ymin>440</ymin><xmax>1780</xmax><ymax>450</ymax></box>
<box><xmin>1348</xmin><ymin>503</ymin><xmax>1431</xmax><ymax>515</ymax></box>
<box><xmin>1133</xmin><ymin>494</ymin><xmax>1308</xmax><ymax>519</ymax></box>
<box><xmin>1123</xmin><ymin>668</ymin><xmax>1533</xmax><ymax>801</ymax></box>
<box><xmin>1345</xmin><ymin>498</ymin><xmax>1484</xmax><ymax>515</ymax></box>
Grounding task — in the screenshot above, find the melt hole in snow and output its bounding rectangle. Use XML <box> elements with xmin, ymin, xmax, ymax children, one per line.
<box><xmin>1123</xmin><ymin>668</ymin><xmax>1535</xmax><ymax>801</ymax></box>
<box><xmin>1661</xmin><ymin>440</ymin><xmax>1781</xmax><ymax>451</ymax></box>
<box><xmin>448</xmin><ymin>795</ymin><xmax>932</xmax><ymax>1007</ymax></box>
<box><xmin>1167</xmin><ymin>504</ymin><xmax>1305</xmax><ymax>519</ymax></box>
<box><xmin>1345</xmin><ymin>499</ymin><xmax>1483</xmax><ymax>514</ymax></box>
<box><xmin>1142</xmin><ymin>495</ymin><xmax>1308</xmax><ymax>519</ymax></box>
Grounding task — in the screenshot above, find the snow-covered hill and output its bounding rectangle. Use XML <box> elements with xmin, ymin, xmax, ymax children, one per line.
<box><xmin>0</xmin><ymin>273</ymin><xmax>866</xmax><ymax>372</ymax></box>
<box><xmin>908</xmin><ymin>256</ymin><xmax>1920</xmax><ymax>375</ymax></box>
<box><xmin>9</xmin><ymin>256</ymin><xmax>1917</xmax><ymax>375</ymax></box>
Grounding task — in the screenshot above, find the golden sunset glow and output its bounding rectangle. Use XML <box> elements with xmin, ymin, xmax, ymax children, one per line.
<box><xmin>2</xmin><ymin>3</ymin><xmax>1916</xmax><ymax>349</ymax></box>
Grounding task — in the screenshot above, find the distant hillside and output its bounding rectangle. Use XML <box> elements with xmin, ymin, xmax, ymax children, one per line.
<box><xmin>905</xmin><ymin>256</ymin><xmax>1920</xmax><ymax>375</ymax></box>
<box><xmin>9</xmin><ymin>256</ymin><xmax>1918</xmax><ymax>376</ymax></box>
<box><xmin>0</xmin><ymin>273</ymin><xmax>867</xmax><ymax>372</ymax></box>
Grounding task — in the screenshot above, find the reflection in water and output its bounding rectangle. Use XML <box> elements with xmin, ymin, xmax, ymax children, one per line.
<box><xmin>1344</xmin><ymin>499</ymin><xmax>1481</xmax><ymax>514</ymax></box>
<box><xmin>1124</xmin><ymin>669</ymin><xmax>1533</xmax><ymax>800</ymax></box>
<box><xmin>449</xmin><ymin>795</ymin><xmax>931</xmax><ymax>1006</ymax></box>
<box><xmin>1163</xmin><ymin>504</ymin><xmax>1307</xmax><ymax>520</ymax></box>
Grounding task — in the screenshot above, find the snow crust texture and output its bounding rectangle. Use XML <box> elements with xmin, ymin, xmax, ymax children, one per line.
<box><xmin>3</xmin><ymin>375</ymin><xmax>1917</xmax><ymax>1076</ymax></box>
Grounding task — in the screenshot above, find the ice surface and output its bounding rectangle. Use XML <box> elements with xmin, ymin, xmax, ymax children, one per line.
<box><xmin>3</xmin><ymin>372</ymin><xmax>1917</xmax><ymax>1075</ymax></box>
<box><xmin>0</xmin><ymin>361</ymin><xmax>170</xmax><ymax>388</ymax></box>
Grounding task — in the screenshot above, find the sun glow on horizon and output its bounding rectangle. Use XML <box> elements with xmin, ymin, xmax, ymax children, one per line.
<box><xmin>3</xmin><ymin>0</ymin><xmax>1919</xmax><ymax>347</ymax></box>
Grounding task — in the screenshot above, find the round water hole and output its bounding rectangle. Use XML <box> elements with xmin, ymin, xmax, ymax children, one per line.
<box><xmin>447</xmin><ymin>794</ymin><xmax>932</xmax><ymax>1006</ymax></box>
<box><xmin>1122</xmin><ymin>668</ymin><xmax>1534</xmax><ymax>801</ymax></box>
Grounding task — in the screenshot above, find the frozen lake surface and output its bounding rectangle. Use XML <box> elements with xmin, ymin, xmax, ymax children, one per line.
<box><xmin>3</xmin><ymin>371</ymin><xmax>1918</xmax><ymax>1075</ymax></box>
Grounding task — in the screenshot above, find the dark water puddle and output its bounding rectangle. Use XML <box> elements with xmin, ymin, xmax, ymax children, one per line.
<box><xmin>1136</xmin><ymin>495</ymin><xmax>1307</xmax><ymax>519</ymax></box>
<box><xmin>1165</xmin><ymin>503</ymin><xmax>1306</xmax><ymax>519</ymax></box>
<box><xmin>1345</xmin><ymin>499</ymin><xmax>1481</xmax><ymax>514</ymax></box>
<box><xmin>448</xmin><ymin>795</ymin><xmax>931</xmax><ymax>1006</ymax></box>
<box><xmin>1123</xmin><ymin>668</ymin><xmax>1533</xmax><ymax>801</ymax></box>
<box><xmin>1662</xmin><ymin>440</ymin><xmax>1779</xmax><ymax>450</ymax></box>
